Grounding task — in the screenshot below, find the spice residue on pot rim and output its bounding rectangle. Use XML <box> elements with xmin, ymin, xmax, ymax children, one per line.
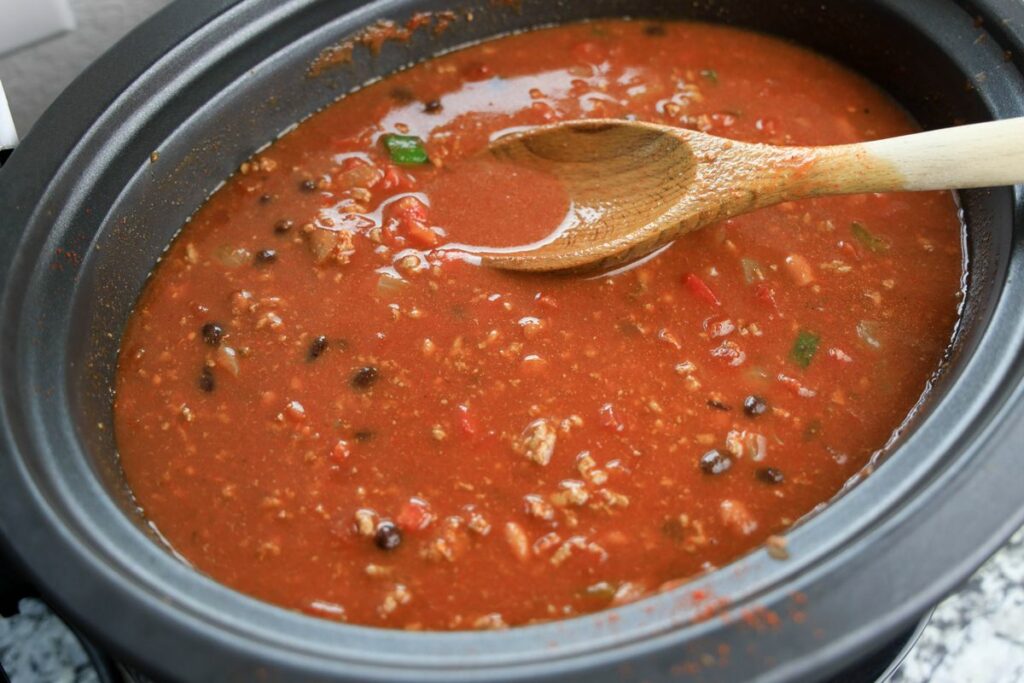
<box><xmin>308</xmin><ymin>11</ymin><xmax>462</xmax><ymax>77</ymax></box>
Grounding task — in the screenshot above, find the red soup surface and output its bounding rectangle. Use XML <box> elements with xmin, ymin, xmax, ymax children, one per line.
<box><xmin>114</xmin><ymin>19</ymin><xmax>964</xmax><ymax>629</ymax></box>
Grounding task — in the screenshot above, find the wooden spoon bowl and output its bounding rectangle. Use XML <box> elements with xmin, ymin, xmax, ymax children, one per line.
<box><xmin>483</xmin><ymin>117</ymin><xmax>1024</xmax><ymax>273</ymax></box>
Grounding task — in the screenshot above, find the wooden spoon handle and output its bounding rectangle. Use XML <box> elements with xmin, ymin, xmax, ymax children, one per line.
<box><xmin>863</xmin><ymin>117</ymin><xmax>1024</xmax><ymax>190</ymax></box>
<box><xmin>811</xmin><ymin>117</ymin><xmax>1024</xmax><ymax>195</ymax></box>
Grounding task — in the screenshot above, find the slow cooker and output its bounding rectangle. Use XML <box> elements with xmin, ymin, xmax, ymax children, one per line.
<box><xmin>1</xmin><ymin>1</ymin><xmax>1023</xmax><ymax>681</ymax></box>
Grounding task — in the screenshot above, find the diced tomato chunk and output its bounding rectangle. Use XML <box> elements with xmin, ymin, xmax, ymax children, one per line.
<box><xmin>330</xmin><ymin>439</ymin><xmax>350</xmax><ymax>463</ymax></box>
<box><xmin>387</xmin><ymin>196</ymin><xmax>437</xmax><ymax>247</ymax></box>
<box><xmin>396</xmin><ymin>498</ymin><xmax>433</xmax><ymax>531</ymax></box>
<box><xmin>684</xmin><ymin>273</ymin><xmax>721</xmax><ymax>307</ymax></box>
<box><xmin>284</xmin><ymin>400</ymin><xmax>307</xmax><ymax>423</ymax></box>
<box><xmin>380</xmin><ymin>164</ymin><xmax>414</xmax><ymax>192</ymax></box>
<box><xmin>392</xmin><ymin>196</ymin><xmax>428</xmax><ymax>223</ymax></box>
<box><xmin>406</xmin><ymin>219</ymin><xmax>439</xmax><ymax>247</ymax></box>
<box><xmin>381</xmin><ymin>165</ymin><xmax>401</xmax><ymax>190</ymax></box>
<box><xmin>753</xmin><ymin>282</ymin><xmax>779</xmax><ymax>313</ymax></box>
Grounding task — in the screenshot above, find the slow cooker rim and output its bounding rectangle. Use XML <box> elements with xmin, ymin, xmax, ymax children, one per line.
<box><xmin>1</xmin><ymin>0</ymin><xmax>1024</xmax><ymax>681</ymax></box>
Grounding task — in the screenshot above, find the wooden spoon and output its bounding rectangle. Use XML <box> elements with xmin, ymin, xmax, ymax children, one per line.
<box><xmin>482</xmin><ymin>117</ymin><xmax>1024</xmax><ymax>273</ymax></box>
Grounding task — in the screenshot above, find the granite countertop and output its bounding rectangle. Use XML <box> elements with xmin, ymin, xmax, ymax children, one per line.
<box><xmin>2</xmin><ymin>527</ymin><xmax>1022</xmax><ymax>681</ymax></box>
<box><xmin>891</xmin><ymin>527</ymin><xmax>1024</xmax><ymax>683</ymax></box>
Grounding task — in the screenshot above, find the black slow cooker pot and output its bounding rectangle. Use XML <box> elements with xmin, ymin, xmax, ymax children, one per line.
<box><xmin>1</xmin><ymin>1</ymin><xmax>1023</xmax><ymax>681</ymax></box>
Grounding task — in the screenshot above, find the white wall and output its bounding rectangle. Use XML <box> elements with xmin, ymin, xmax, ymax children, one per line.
<box><xmin>0</xmin><ymin>0</ymin><xmax>170</xmax><ymax>133</ymax></box>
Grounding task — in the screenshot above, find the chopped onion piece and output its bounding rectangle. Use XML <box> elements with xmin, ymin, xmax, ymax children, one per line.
<box><xmin>377</xmin><ymin>274</ymin><xmax>410</xmax><ymax>296</ymax></box>
<box><xmin>215</xmin><ymin>346</ymin><xmax>240</xmax><ymax>377</ymax></box>
<box><xmin>214</xmin><ymin>245</ymin><xmax>251</xmax><ymax>268</ymax></box>
<box><xmin>857</xmin><ymin>320</ymin><xmax>882</xmax><ymax>348</ymax></box>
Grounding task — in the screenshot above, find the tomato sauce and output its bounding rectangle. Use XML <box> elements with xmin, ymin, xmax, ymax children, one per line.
<box><xmin>114</xmin><ymin>20</ymin><xmax>964</xmax><ymax>629</ymax></box>
<box><xmin>427</xmin><ymin>159</ymin><xmax>571</xmax><ymax>248</ymax></box>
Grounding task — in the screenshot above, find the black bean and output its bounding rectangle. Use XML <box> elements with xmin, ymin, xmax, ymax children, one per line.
<box><xmin>254</xmin><ymin>249</ymin><xmax>277</xmax><ymax>265</ymax></box>
<box><xmin>707</xmin><ymin>399</ymin><xmax>730</xmax><ymax>411</ymax></box>
<box><xmin>350</xmin><ymin>365</ymin><xmax>379</xmax><ymax>390</ymax></box>
<box><xmin>308</xmin><ymin>335</ymin><xmax>329</xmax><ymax>360</ymax></box>
<box><xmin>299</xmin><ymin>178</ymin><xmax>317</xmax><ymax>192</ymax></box>
<box><xmin>374</xmin><ymin>521</ymin><xmax>402</xmax><ymax>550</ymax></box>
<box><xmin>259</xmin><ymin>193</ymin><xmax>274</xmax><ymax>204</ymax></box>
<box><xmin>423</xmin><ymin>99</ymin><xmax>443</xmax><ymax>114</ymax></box>
<box><xmin>274</xmin><ymin>219</ymin><xmax>294</xmax><ymax>234</ymax></box>
<box><xmin>756</xmin><ymin>467</ymin><xmax>785</xmax><ymax>485</ymax></box>
<box><xmin>198</xmin><ymin>367</ymin><xmax>215</xmax><ymax>392</ymax></box>
<box><xmin>354</xmin><ymin>429</ymin><xmax>375</xmax><ymax>442</ymax></box>
<box><xmin>644</xmin><ymin>24</ymin><xmax>667</xmax><ymax>36</ymax></box>
<box><xmin>743</xmin><ymin>395</ymin><xmax>768</xmax><ymax>417</ymax></box>
<box><xmin>201</xmin><ymin>322</ymin><xmax>224</xmax><ymax>347</ymax></box>
<box><xmin>699</xmin><ymin>449</ymin><xmax>732</xmax><ymax>475</ymax></box>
